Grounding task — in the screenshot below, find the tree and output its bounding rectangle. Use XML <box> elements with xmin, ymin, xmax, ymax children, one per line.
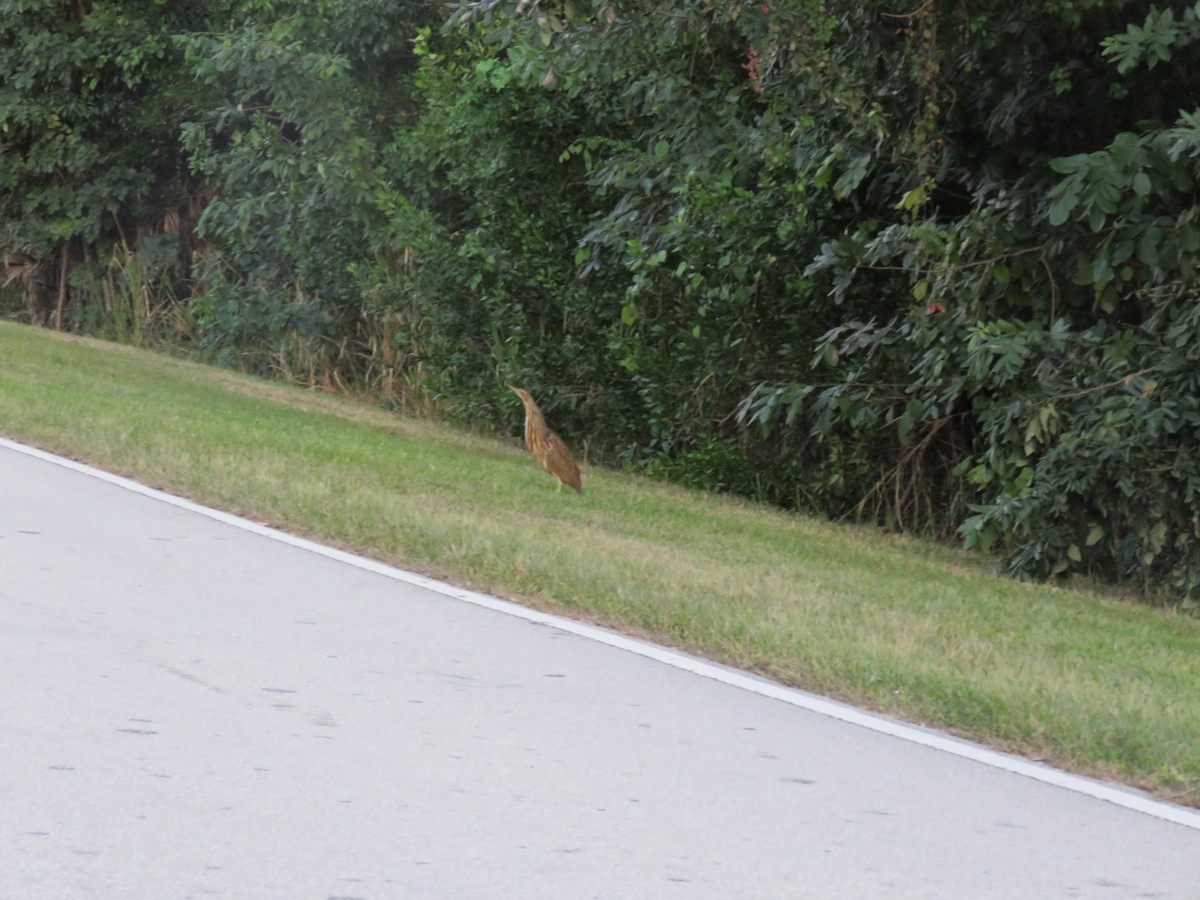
<box><xmin>0</xmin><ymin>0</ymin><xmax>203</xmax><ymax>328</ymax></box>
<box><xmin>177</xmin><ymin>0</ymin><xmax>439</xmax><ymax>377</ymax></box>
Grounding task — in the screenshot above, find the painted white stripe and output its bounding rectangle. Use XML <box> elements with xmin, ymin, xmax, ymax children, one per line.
<box><xmin>5</xmin><ymin>434</ymin><xmax>1200</xmax><ymax>831</ymax></box>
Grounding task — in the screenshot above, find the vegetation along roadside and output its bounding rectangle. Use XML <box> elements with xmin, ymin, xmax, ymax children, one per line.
<box><xmin>6</xmin><ymin>2</ymin><xmax>1200</xmax><ymax>603</ymax></box>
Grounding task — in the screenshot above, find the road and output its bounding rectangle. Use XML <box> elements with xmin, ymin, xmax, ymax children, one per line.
<box><xmin>2</xmin><ymin>437</ymin><xmax>1198</xmax><ymax>899</ymax></box>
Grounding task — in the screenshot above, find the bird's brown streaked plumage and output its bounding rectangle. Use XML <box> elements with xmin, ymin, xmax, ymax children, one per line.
<box><xmin>508</xmin><ymin>385</ymin><xmax>582</xmax><ymax>493</ymax></box>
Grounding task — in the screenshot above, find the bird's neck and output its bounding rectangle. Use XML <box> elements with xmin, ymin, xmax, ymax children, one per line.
<box><xmin>525</xmin><ymin>411</ymin><xmax>544</xmax><ymax>436</ymax></box>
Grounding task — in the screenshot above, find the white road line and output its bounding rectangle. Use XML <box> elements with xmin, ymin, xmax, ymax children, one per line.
<box><xmin>5</xmin><ymin>434</ymin><xmax>1199</xmax><ymax>831</ymax></box>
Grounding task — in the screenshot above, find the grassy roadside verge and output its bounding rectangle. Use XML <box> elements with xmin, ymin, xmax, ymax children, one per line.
<box><xmin>3</xmin><ymin>320</ymin><xmax>1198</xmax><ymax>805</ymax></box>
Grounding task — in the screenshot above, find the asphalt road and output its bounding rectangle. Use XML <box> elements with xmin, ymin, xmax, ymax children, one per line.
<box><xmin>2</xmin><ymin>437</ymin><xmax>1198</xmax><ymax>899</ymax></box>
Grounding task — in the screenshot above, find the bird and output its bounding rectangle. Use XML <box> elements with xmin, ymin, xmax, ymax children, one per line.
<box><xmin>507</xmin><ymin>385</ymin><xmax>582</xmax><ymax>493</ymax></box>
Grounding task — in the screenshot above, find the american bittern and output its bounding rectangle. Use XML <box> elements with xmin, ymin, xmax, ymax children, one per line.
<box><xmin>508</xmin><ymin>386</ymin><xmax>582</xmax><ymax>493</ymax></box>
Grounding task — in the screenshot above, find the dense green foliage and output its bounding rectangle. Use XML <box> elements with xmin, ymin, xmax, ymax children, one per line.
<box><xmin>0</xmin><ymin>0</ymin><xmax>204</xmax><ymax>329</ymax></box>
<box><xmin>3</xmin><ymin>0</ymin><xmax>1200</xmax><ymax>603</ymax></box>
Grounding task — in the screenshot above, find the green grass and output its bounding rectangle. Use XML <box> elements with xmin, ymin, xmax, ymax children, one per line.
<box><xmin>3</xmin><ymin>320</ymin><xmax>1199</xmax><ymax>804</ymax></box>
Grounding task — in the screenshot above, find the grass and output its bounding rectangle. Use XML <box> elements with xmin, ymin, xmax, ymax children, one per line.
<box><xmin>3</xmin><ymin>320</ymin><xmax>1199</xmax><ymax>805</ymax></box>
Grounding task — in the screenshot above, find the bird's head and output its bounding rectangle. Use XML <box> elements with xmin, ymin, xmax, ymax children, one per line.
<box><xmin>507</xmin><ymin>384</ymin><xmax>533</xmax><ymax>405</ymax></box>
